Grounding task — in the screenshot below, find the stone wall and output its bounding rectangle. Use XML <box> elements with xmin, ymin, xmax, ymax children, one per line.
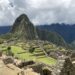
<box><xmin>60</xmin><ymin>58</ymin><xmax>75</xmax><ymax>75</ymax></box>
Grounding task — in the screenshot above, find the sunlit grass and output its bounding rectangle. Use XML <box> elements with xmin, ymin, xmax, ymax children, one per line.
<box><xmin>0</xmin><ymin>43</ymin><xmax>57</xmax><ymax>65</ymax></box>
<box><xmin>10</xmin><ymin>46</ymin><xmax>57</xmax><ymax>65</ymax></box>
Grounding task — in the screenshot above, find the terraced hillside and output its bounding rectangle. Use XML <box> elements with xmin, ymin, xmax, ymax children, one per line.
<box><xmin>0</xmin><ymin>40</ymin><xmax>67</xmax><ymax>65</ymax></box>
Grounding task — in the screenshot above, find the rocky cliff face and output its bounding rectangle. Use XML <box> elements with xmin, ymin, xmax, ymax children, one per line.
<box><xmin>11</xmin><ymin>14</ymin><xmax>36</xmax><ymax>40</ymax></box>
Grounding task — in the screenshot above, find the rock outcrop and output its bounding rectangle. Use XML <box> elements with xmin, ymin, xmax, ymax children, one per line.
<box><xmin>0</xmin><ymin>53</ymin><xmax>75</xmax><ymax>75</ymax></box>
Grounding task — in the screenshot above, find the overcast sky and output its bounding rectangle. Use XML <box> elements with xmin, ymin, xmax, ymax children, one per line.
<box><xmin>0</xmin><ymin>0</ymin><xmax>75</xmax><ymax>26</ymax></box>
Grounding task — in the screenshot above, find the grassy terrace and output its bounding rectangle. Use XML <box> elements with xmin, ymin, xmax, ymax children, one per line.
<box><xmin>0</xmin><ymin>43</ymin><xmax>57</xmax><ymax>65</ymax></box>
<box><xmin>11</xmin><ymin>46</ymin><xmax>57</xmax><ymax>65</ymax></box>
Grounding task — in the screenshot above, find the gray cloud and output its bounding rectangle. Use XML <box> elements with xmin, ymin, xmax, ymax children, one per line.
<box><xmin>0</xmin><ymin>0</ymin><xmax>75</xmax><ymax>26</ymax></box>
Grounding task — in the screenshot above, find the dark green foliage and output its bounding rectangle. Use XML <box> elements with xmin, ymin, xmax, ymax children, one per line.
<box><xmin>37</xmin><ymin>24</ymin><xmax>75</xmax><ymax>43</ymax></box>
<box><xmin>36</xmin><ymin>28</ymin><xmax>67</xmax><ymax>47</ymax></box>
<box><xmin>29</xmin><ymin>47</ymin><xmax>35</xmax><ymax>53</ymax></box>
<box><xmin>6</xmin><ymin>46</ymin><xmax>14</xmax><ymax>56</ymax></box>
<box><xmin>7</xmin><ymin>46</ymin><xmax>11</xmax><ymax>50</ymax></box>
<box><xmin>11</xmin><ymin>14</ymin><xmax>36</xmax><ymax>40</ymax></box>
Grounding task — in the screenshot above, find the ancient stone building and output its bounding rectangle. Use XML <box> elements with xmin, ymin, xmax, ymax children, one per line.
<box><xmin>0</xmin><ymin>54</ymin><xmax>75</xmax><ymax>75</ymax></box>
<box><xmin>29</xmin><ymin>57</ymin><xmax>75</xmax><ymax>75</ymax></box>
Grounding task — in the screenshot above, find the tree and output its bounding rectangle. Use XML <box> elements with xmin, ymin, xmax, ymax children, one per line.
<box><xmin>29</xmin><ymin>46</ymin><xmax>35</xmax><ymax>53</ymax></box>
<box><xmin>6</xmin><ymin>46</ymin><xmax>14</xmax><ymax>56</ymax></box>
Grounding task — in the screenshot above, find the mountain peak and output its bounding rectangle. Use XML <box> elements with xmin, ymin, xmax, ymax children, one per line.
<box><xmin>16</xmin><ymin>14</ymin><xmax>29</xmax><ymax>22</ymax></box>
<box><xmin>11</xmin><ymin>14</ymin><xmax>36</xmax><ymax>40</ymax></box>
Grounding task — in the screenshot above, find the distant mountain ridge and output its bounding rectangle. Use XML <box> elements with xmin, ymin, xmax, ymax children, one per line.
<box><xmin>0</xmin><ymin>26</ymin><xmax>11</xmax><ymax>34</ymax></box>
<box><xmin>37</xmin><ymin>24</ymin><xmax>75</xmax><ymax>43</ymax></box>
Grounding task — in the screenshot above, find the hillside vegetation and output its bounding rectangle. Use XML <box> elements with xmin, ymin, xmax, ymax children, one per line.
<box><xmin>0</xmin><ymin>40</ymin><xmax>67</xmax><ymax>65</ymax></box>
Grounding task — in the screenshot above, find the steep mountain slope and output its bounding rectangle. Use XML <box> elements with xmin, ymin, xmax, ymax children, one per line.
<box><xmin>37</xmin><ymin>24</ymin><xmax>75</xmax><ymax>43</ymax></box>
<box><xmin>11</xmin><ymin>14</ymin><xmax>36</xmax><ymax>40</ymax></box>
<box><xmin>37</xmin><ymin>29</ymin><xmax>67</xmax><ymax>47</ymax></box>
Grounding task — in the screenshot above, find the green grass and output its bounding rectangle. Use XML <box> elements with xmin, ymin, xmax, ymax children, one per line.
<box><xmin>38</xmin><ymin>57</ymin><xmax>57</xmax><ymax>65</ymax></box>
<box><xmin>10</xmin><ymin>46</ymin><xmax>57</xmax><ymax>65</ymax></box>
<box><xmin>11</xmin><ymin>46</ymin><xmax>23</xmax><ymax>54</ymax></box>
<box><xmin>0</xmin><ymin>44</ymin><xmax>57</xmax><ymax>65</ymax></box>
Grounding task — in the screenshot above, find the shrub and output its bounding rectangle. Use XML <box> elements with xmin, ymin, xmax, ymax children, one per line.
<box><xmin>29</xmin><ymin>47</ymin><xmax>35</xmax><ymax>53</ymax></box>
<box><xmin>6</xmin><ymin>46</ymin><xmax>14</xmax><ymax>56</ymax></box>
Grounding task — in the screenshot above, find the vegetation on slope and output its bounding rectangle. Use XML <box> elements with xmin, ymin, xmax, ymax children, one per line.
<box><xmin>0</xmin><ymin>40</ymin><xmax>67</xmax><ymax>65</ymax></box>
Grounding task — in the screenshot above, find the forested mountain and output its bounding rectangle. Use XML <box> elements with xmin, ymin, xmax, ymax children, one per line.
<box><xmin>37</xmin><ymin>23</ymin><xmax>75</xmax><ymax>43</ymax></box>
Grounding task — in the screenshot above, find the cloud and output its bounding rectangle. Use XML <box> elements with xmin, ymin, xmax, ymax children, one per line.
<box><xmin>0</xmin><ymin>0</ymin><xmax>75</xmax><ymax>26</ymax></box>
